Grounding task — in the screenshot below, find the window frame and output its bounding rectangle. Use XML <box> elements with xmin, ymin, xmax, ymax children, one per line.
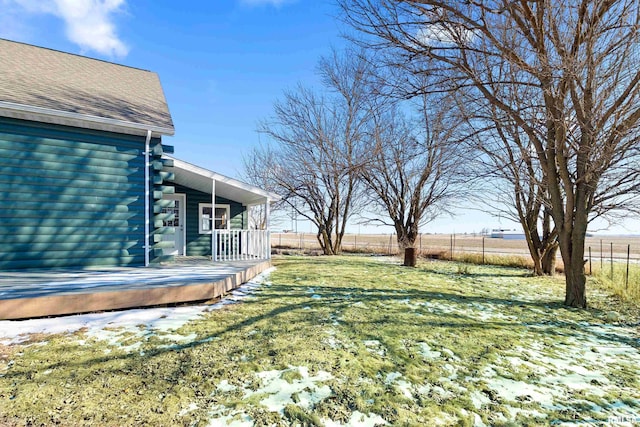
<box><xmin>198</xmin><ymin>203</ymin><xmax>231</xmax><ymax>234</ymax></box>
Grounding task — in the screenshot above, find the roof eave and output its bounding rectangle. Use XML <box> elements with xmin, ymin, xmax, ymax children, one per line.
<box><xmin>166</xmin><ymin>155</ymin><xmax>282</xmax><ymax>203</ymax></box>
<box><xmin>0</xmin><ymin>100</ymin><xmax>175</xmax><ymax>137</ymax></box>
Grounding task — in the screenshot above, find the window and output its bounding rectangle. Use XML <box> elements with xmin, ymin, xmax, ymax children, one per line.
<box><xmin>199</xmin><ymin>203</ymin><xmax>230</xmax><ymax>234</ymax></box>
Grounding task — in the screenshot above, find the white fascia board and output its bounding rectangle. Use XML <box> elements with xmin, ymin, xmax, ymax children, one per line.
<box><xmin>0</xmin><ymin>101</ymin><xmax>175</xmax><ymax>137</ymax></box>
<box><xmin>168</xmin><ymin>155</ymin><xmax>282</xmax><ymax>202</ymax></box>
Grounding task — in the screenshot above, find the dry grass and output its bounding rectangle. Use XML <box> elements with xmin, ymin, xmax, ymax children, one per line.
<box><xmin>590</xmin><ymin>263</ymin><xmax>640</xmax><ymax>306</ymax></box>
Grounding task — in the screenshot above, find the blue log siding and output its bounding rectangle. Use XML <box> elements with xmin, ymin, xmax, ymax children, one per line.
<box><xmin>150</xmin><ymin>145</ymin><xmax>175</xmax><ymax>263</ymax></box>
<box><xmin>0</xmin><ymin>116</ymin><xmax>171</xmax><ymax>269</ymax></box>
<box><xmin>172</xmin><ymin>184</ymin><xmax>247</xmax><ymax>256</ymax></box>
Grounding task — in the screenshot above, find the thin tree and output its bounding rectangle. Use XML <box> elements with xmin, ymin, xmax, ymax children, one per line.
<box><xmin>341</xmin><ymin>0</ymin><xmax>640</xmax><ymax>307</ymax></box>
<box><xmin>244</xmin><ymin>49</ymin><xmax>372</xmax><ymax>255</ymax></box>
<box><xmin>359</xmin><ymin>93</ymin><xmax>463</xmax><ymax>265</ymax></box>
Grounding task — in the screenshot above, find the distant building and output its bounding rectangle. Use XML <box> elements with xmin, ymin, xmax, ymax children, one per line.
<box><xmin>490</xmin><ymin>229</ymin><xmax>526</xmax><ymax>240</ymax></box>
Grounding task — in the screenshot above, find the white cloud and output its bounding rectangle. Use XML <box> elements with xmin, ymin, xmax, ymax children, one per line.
<box><xmin>416</xmin><ymin>24</ymin><xmax>477</xmax><ymax>47</ymax></box>
<box><xmin>3</xmin><ymin>0</ymin><xmax>129</xmax><ymax>57</ymax></box>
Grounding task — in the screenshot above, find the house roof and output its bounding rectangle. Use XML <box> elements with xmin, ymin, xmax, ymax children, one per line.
<box><xmin>0</xmin><ymin>38</ymin><xmax>174</xmax><ymax>136</ymax></box>
<box><xmin>166</xmin><ymin>155</ymin><xmax>281</xmax><ymax>206</ymax></box>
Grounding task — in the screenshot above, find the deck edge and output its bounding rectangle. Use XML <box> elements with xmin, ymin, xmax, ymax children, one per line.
<box><xmin>0</xmin><ymin>261</ymin><xmax>272</xmax><ymax>320</ymax></box>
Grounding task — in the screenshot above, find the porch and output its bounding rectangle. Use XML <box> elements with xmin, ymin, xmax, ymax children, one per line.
<box><xmin>0</xmin><ymin>257</ymin><xmax>272</xmax><ymax>320</ymax></box>
<box><xmin>160</xmin><ymin>156</ymin><xmax>279</xmax><ymax>262</ymax></box>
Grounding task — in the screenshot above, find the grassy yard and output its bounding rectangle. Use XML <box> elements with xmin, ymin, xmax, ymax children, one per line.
<box><xmin>1</xmin><ymin>256</ymin><xmax>639</xmax><ymax>426</ymax></box>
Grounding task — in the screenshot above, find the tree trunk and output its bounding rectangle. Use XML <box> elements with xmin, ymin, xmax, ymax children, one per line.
<box><xmin>333</xmin><ymin>234</ymin><xmax>343</xmax><ymax>255</ymax></box>
<box><xmin>529</xmin><ymin>246</ymin><xmax>544</xmax><ymax>276</ymax></box>
<box><xmin>521</xmin><ymin>218</ymin><xmax>544</xmax><ymax>276</ymax></box>
<box><xmin>403</xmin><ymin>247</ymin><xmax>417</xmax><ymax>267</ymax></box>
<box><xmin>395</xmin><ymin>223</ymin><xmax>418</xmax><ymax>266</ymax></box>
<box><xmin>317</xmin><ymin>225</ymin><xmax>336</xmax><ymax>255</ymax></box>
<box><xmin>564</xmin><ymin>260</ymin><xmax>587</xmax><ymax>307</ymax></box>
<box><xmin>558</xmin><ymin>212</ymin><xmax>588</xmax><ymax>308</ymax></box>
<box><xmin>529</xmin><ymin>250</ymin><xmax>544</xmax><ymax>276</ymax></box>
<box><xmin>541</xmin><ymin>244</ymin><xmax>558</xmax><ymax>275</ymax></box>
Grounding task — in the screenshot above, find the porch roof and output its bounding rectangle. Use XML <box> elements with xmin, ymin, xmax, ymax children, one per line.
<box><xmin>166</xmin><ymin>155</ymin><xmax>281</xmax><ymax>205</ymax></box>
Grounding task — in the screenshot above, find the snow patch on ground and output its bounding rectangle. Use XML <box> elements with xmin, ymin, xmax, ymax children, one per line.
<box><xmin>207</xmin><ymin>405</ymin><xmax>253</xmax><ymax>427</ymax></box>
<box><xmin>384</xmin><ymin>372</ymin><xmax>413</xmax><ymax>399</ymax></box>
<box><xmin>322</xmin><ymin>411</ymin><xmax>388</xmax><ymax>426</ymax></box>
<box><xmin>377</xmin><ymin>277</ymin><xmax>640</xmax><ymax>424</ymax></box>
<box><xmin>478</xmin><ymin>321</ymin><xmax>640</xmax><ymax>422</ymax></box>
<box><xmin>485</xmin><ymin>376</ymin><xmax>557</xmax><ymax>407</ymax></box>
<box><xmin>363</xmin><ymin>340</ymin><xmax>386</xmax><ymax>356</ymax></box>
<box><xmin>418</xmin><ymin>342</ymin><xmax>441</xmax><ymax>359</ymax></box>
<box><xmin>249</xmin><ymin>367</ymin><xmax>333</xmax><ymax>412</ymax></box>
<box><xmin>208</xmin><ymin>366</ymin><xmax>368</xmax><ymax>426</ymax></box>
<box><xmin>178</xmin><ymin>402</ymin><xmax>199</xmax><ymax>416</ymax></box>
<box><xmin>216</xmin><ymin>380</ymin><xmax>237</xmax><ymax>393</ymax></box>
<box><xmin>323</xmin><ymin>329</ymin><xmax>341</xmax><ymax>349</ymax></box>
<box><xmin>469</xmin><ymin>390</ymin><xmax>491</xmax><ymax>409</ymax></box>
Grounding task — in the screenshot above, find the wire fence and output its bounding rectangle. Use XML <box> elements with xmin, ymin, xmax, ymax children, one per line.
<box><xmin>272</xmin><ymin>232</ymin><xmax>640</xmax><ymax>261</ymax></box>
<box><xmin>272</xmin><ymin>232</ymin><xmax>640</xmax><ymax>297</ymax></box>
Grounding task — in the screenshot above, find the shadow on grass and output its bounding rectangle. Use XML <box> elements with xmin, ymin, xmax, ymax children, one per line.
<box><xmin>4</xmin><ymin>278</ymin><xmax>637</xmax><ymax>386</ymax></box>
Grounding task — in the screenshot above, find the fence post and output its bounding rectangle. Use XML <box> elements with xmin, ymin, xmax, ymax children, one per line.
<box><xmin>354</xmin><ymin>234</ymin><xmax>357</xmax><ymax>252</ymax></box>
<box><xmin>600</xmin><ymin>239</ymin><xmax>603</xmax><ymax>269</ymax></box>
<box><xmin>588</xmin><ymin>247</ymin><xmax>592</xmax><ymax>275</ymax></box>
<box><xmin>610</xmin><ymin>242</ymin><xmax>614</xmax><ymax>280</ymax></box>
<box><xmin>388</xmin><ymin>234</ymin><xmax>392</xmax><ymax>255</ymax></box>
<box><xmin>482</xmin><ymin>237</ymin><xmax>485</xmax><ymax>265</ymax></box>
<box><xmin>419</xmin><ymin>233</ymin><xmax>422</xmax><ymax>254</ymax></box>
<box><xmin>450</xmin><ymin>234</ymin><xmax>453</xmax><ymax>261</ymax></box>
<box><xmin>626</xmin><ymin>244</ymin><xmax>630</xmax><ymax>289</ymax></box>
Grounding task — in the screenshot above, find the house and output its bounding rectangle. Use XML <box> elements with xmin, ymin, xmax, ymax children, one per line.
<box><xmin>0</xmin><ymin>38</ymin><xmax>277</xmax><ymax>270</ymax></box>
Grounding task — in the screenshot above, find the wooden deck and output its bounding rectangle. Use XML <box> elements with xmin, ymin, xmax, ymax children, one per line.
<box><xmin>0</xmin><ymin>257</ymin><xmax>272</xmax><ymax>320</ymax></box>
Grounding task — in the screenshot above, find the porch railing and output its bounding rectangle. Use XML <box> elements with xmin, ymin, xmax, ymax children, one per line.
<box><xmin>212</xmin><ymin>230</ymin><xmax>271</xmax><ymax>262</ymax></box>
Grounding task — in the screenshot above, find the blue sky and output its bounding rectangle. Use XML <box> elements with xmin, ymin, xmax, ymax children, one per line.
<box><xmin>0</xmin><ymin>0</ymin><xmax>344</xmax><ymax>177</ymax></box>
<box><xmin>0</xmin><ymin>0</ymin><xmax>636</xmax><ymax>234</ymax></box>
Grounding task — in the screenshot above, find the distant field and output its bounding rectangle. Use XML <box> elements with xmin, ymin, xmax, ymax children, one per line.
<box><xmin>272</xmin><ymin>233</ymin><xmax>640</xmax><ymax>263</ymax></box>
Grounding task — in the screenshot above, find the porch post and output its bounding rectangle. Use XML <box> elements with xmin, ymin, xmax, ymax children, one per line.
<box><xmin>265</xmin><ymin>198</ymin><xmax>271</xmax><ymax>260</ymax></box>
<box><xmin>211</xmin><ymin>178</ymin><xmax>216</xmax><ymax>262</ymax></box>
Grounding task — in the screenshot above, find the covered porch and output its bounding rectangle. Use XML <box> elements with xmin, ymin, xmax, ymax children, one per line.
<box><xmin>160</xmin><ymin>156</ymin><xmax>280</xmax><ymax>262</ymax></box>
<box><xmin>0</xmin><ymin>257</ymin><xmax>272</xmax><ymax>320</ymax></box>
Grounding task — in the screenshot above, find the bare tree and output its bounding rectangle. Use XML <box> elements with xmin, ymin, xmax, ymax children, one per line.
<box><xmin>244</xmin><ymin>49</ymin><xmax>372</xmax><ymax>255</ymax></box>
<box><xmin>242</xmin><ymin>150</ymin><xmax>286</xmax><ymax>231</ymax></box>
<box><xmin>359</xmin><ymin>93</ymin><xmax>463</xmax><ymax>265</ymax></box>
<box><xmin>341</xmin><ymin>0</ymin><xmax>640</xmax><ymax>308</ymax></box>
<box><xmin>465</xmin><ymin>106</ymin><xmax>559</xmax><ymax>276</ymax></box>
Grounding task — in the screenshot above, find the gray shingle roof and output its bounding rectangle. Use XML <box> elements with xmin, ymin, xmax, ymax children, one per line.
<box><xmin>0</xmin><ymin>38</ymin><xmax>174</xmax><ymax>134</ymax></box>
